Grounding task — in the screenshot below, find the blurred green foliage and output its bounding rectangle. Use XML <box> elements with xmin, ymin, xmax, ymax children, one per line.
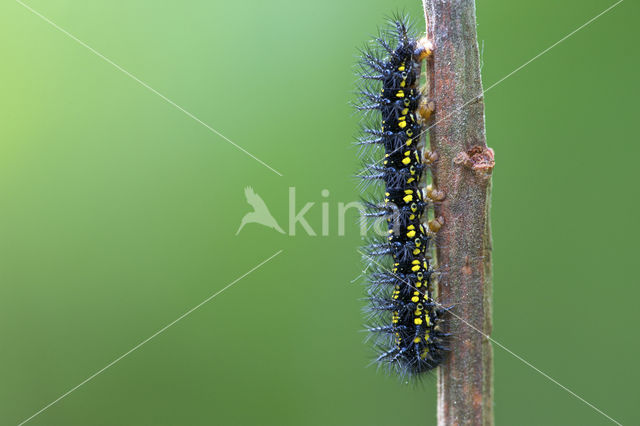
<box><xmin>0</xmin><ymin>0</ymin><xmax>637</xmax><ymax>424</ymax></box>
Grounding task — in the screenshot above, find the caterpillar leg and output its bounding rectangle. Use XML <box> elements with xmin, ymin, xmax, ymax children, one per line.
<box><xmin>424</xmin><ymin>150</ymin><xmax>438</xmax><ymax>164</ymax></box>
<box><xmin>428</xmin><ymin>216</ymin><xmax>445</xmax><ymax>233</ymax></box>
<box><xmin>415</xmin><ymin>37</ymin><xmax>434</xmax><ymax>61</ymax></box>
<box><xmin>426</xmin><ymin>184</ymin><xmax>446</xmax><ymax>202</ymax></box>
<box><xmin>419</xmin><ymin>99</ymin><xmax>436</xmax><ymax>121</ymax></box>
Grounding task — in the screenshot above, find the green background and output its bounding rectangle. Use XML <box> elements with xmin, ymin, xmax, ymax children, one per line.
<box><xmin>1</xmin><ymin>0</ymin><xmax>637</xmax><ymax>424</ymax></box>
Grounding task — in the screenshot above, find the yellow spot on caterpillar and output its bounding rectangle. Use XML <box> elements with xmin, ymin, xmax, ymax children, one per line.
<box><xmin>415</xmin><ymin>281</ymin><xmax>422</xmax><ymax>287</ymax></box>
<box><xmin>402</xmin><ymin>108</ymin><xmax>409</xmax><ymax>115</ymax></box>
<box><xmin>413</xmin><ymin>248</ymin><xmax>420</xmax><ymax>255</ymax></box>
<box><xmin>396</xmin><ymin>90</ymin><xmax>405</xmax><ymax>98</ymax></box>
<box><xmin>407</xmin><ymin>225</ymin><xmax>415</xmax><ymax>230</ymax></box>
<box><xmin>401</xmin><ymin>157</ymin><xmax>411</xmax><ymax>165</ymax></box>
<box><xmin>407</xmin><ymin>230</ymin><xmax>416</xmax><ymax>238</ymax></box>
<box><xmin>414</xmin><ymin>318</ymin><xmax>423</xmax><ymax>325</ymax></box>
<box><xmin>412</xmin><ymin>260</ymin><xmax>420</xmax><ymax>264</ymax></box>
<box><xmin>411</xmin><ymin>296</ymin><xmax>419</xmax><ymax>303</ymax></box>
<box><xmin>412</xmin><ymin>265</ymin><xmax>420</xmax><ymax>272</ymax></box>
<box><xmin>398</xmin><ymin>121</ymin><xmax>407</xmax><ymax>129</ymax></box>
<box><xmin>398</xmin><ymin>65</ymin><xmax>405</xmax><ymax>71</ymax></box>
<box><xmin>407</xmin><ymin>178</ymin><xmax>415</xmax><ymax>183</ymax></box>
<box><xmin>414</xmin><ymin>337</ymin><xmax>422</xmax><ymax>343</ymax></box>
<box><xmin>405</xmin><ymin>139</ymin><xmax>412</xmax><ymax>146</ymax></box>
<box><xmin>404</xmin><ymin>150</ymin><xmax>410</xmax><ymax>156</ymax></box>
<box><xmin>405</xmin><ymin>189</ymin><xmax>414</xmax><ymax>194</ymax></box>
<box><xmin>403</xmin><ymin>194</ymin><xmax>413</xmax><ymax>203</ymax></box>
<box><xmin>400</xmin><ymin>80</ymin><xmax>406</xmax><ymax>87</ymax></box>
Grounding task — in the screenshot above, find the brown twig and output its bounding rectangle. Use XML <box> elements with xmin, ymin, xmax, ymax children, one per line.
<box><xmin>421</xmin><ymin>1</ymin><xmax>494</xmax><ymax>425</ymax></box>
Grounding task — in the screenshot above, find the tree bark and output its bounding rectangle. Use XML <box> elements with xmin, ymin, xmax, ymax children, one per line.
<box><xmin>421</xmin><ymin>1</ymin><xmax>494</xmax><ymax>425</ymax></box>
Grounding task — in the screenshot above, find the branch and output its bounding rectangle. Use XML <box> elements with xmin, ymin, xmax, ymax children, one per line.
<box><xmin>421</xmin><ymin>1</ymin><xmax>495</xmax><ymax>425</ymax></box>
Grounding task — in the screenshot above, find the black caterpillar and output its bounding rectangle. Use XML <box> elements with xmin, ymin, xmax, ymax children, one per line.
<box><xmin>356</xmin><ymin>17</ymin><xmax>448</xmax><ymax>378</ymax></box>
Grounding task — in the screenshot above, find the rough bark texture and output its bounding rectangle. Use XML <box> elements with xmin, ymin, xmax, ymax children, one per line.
<box><xmin>421</xmin><ymin>1</ymin><xmax>494</xmax><ymax>425</ymax></box>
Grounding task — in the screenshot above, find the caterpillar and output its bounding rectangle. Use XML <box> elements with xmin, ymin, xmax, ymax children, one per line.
<box><xmin>356</xmin><ymin>16</ymin><xmax>448</xmax><ymax>378</ymax></box>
